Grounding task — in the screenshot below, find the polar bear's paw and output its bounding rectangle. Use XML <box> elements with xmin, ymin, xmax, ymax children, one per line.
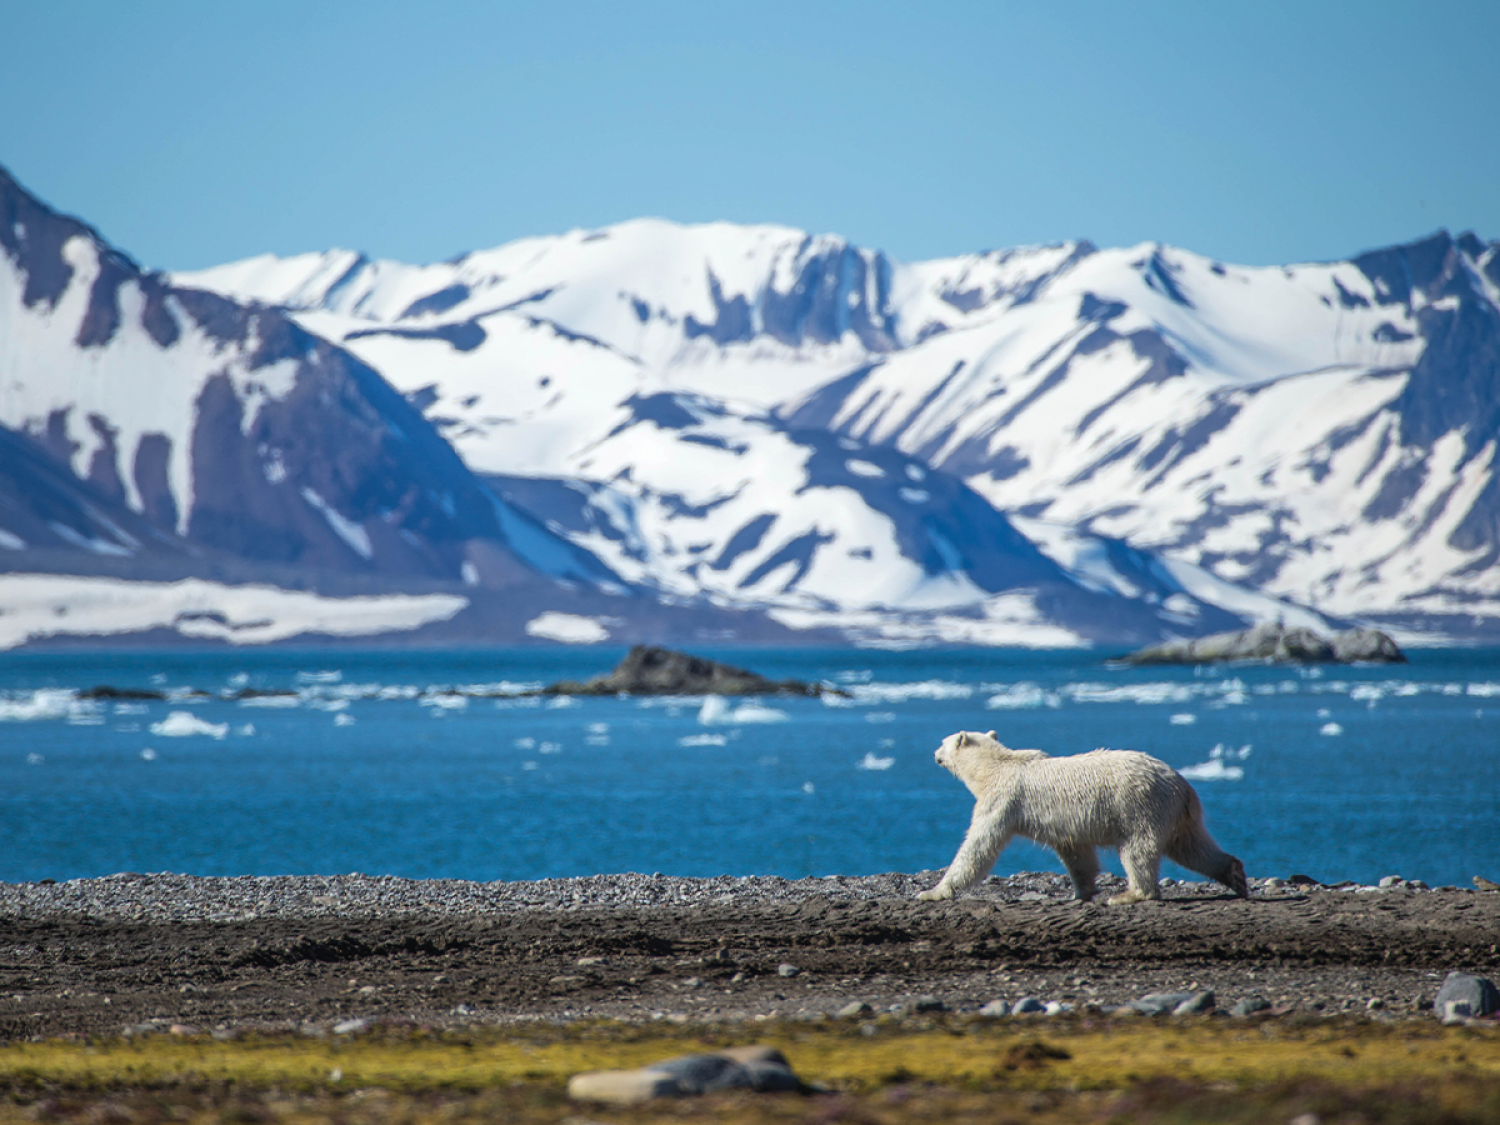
<box><xmin>1106</xmin><ymin>888</ymin><xmax>1154</xmax><ymax>906</ymax></box>
<box><xmin>1226</xmin><ymin>857</ymin><xmax>1249</xmax><ymax>898</ymax></box>
<box><xmin>917</xmin><ymin>885</ymin><xmax>955</xmax><ymax>902</ymax></box>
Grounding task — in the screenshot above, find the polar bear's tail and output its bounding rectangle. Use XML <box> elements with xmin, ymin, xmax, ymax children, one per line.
<box><xmin>1164</xmin><ymin>785</ymin><xmax>1249</xmax><ymax>898</ymax></box>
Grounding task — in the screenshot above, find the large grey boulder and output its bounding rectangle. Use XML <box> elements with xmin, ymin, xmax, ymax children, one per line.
<box><xmin>569</xmin><ymin>1045</ymin><xmax>808</xmax><ymax>1104</ymax></box>
<box><xmin>1433</xmin><ymin>971</ymin><xmax>1499</xmax><ymax>1020</ymax></box>
<box><xmin>1123</xmin><ymin>622</ymin><xmax>1405</xmax><ymax>665</ymax></box>
<box><xmin>1128</xmin><ymin>991</ymin><xmax>1194</xmax><ymax>1015</ymax></box>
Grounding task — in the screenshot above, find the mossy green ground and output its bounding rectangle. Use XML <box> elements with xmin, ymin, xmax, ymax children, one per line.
<box><xmin>1</xmin><ymin>1017</ymin><xmax>1496</xmax><ymax>1124</ymax></box>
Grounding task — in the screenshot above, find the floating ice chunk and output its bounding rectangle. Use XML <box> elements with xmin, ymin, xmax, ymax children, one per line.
<box><xmin>238</xmin><ymin>694</ymin><xmax>300</xmax><ymax>708</ymax></box>
<box><xmin>698</xmin><ymin>697</ymin><xmax>786</xmax><ymax>724</ymax></box>
<box><xmin>985</xmin><ymin>684</ymin><xmax>1052</xmax><ymax>709</ymax></box>
<box><xmin>26</xmin><ymin>752</ymin><xmax>43</xmax><ymax>765</ymax></box>
<box><xmin>855</xmin><ymin>680</ymin><xmax>973</xmax><ymax>702</ymax></box>
<box><xmin>333</xmin><ymin>714</ymin><xmax>355</xmax><ymax>727</ymax></box>
<box><xmin>865</xmin><ymin>712</ymin><xmax>896</xmax><ymax>723</ymax></box>
<box><xmin>1070</xmin><ymin>682</ymin><xmax>1198</xmax><ymax>705</ymax></box>
<box><xmin>1320</xmin><ymin>722</ymin><xmax>1343</xmax><ymax>735</ymax></box>
<box><xmin>0</xmin><ymin>690</ymin><xmax>80</xmax><ymax>722</ymax></box>
<box><xmin>1178</xmin><ymin>758</ymin><xmax>1243</xmax><ymax>781</ymax></box>
<box><xmin>730</xmin><ymin>701</ymin><xmax>788</xmax><ymax>723</ymax></box>
<box><xmin>149</xmin><ymin>711</ymin><xmax>229</xmax><ymax>739</ymax></box>
<box><xmin>857</xmin><ymin>752</ymin><xmax>895</xmax><ymax>770</ymax></box>
<box><xmin>1169</xmin><ymin>713</ymin><xmax>1196</xmax><ymax>725</ymax></box>
<box><xmin>296</xmin><ymin>670</ymin><xmax>343</xmax><ymax>685</ymax></box>
<box><xmin>679</xmin><ymin>733</ymin><xmax>728</xmax><ymax>747</ymax></box>
<box><xmin>514</xmin><ymin>737</ymin><xmax>536</xmax><ymax>749</ymax></box>
<box><xmin>546</xmin><ymin>695</ymin><xmax>578</xmax><ymax>709</ymax></box>
<box><xmin>237</xmin><ymin>724</ymin><xmax>256</xmax><ymax>736</ymax></box>
<box><xmin>140</xmin><ymin>748</ymin><xmax>157</xmax><ymax>761</ymax></box>
<box><xmin>420</xmin><ymin>694</ymin><xmax>468</xmax><ymax>711</ymax></box>
<box><xmin>802</xmin><ymin>781</ymin><xmax>815</xmax><ymax>794</ymax></box>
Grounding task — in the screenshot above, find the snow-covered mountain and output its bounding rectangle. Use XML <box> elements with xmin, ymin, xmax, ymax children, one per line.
<box><xmin>11</xmin><ymin>156</ymin><xmax>1491</xmax><ymax>648</ymax></box>
<box><xmin>0</xmin><ymin>165</ymin><xmax>818</xmax><ymax>647</ymax></box>
<box><xmin>784</xmin><ymin>234</ymin><xmax>1500</xmax><ymax>639</ymax></box>
<box><xmin>177</xmin><ymin>219</ymin><xmax>1500</xmax><ymax>643</ymax></box>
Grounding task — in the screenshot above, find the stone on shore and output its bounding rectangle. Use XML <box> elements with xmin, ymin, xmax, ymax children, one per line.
<box><xmin>1231</xmin><ymin>996</ymin><xmax>1272</xmax><ymax>1017</ymax></box>
<box><xmin>543</xmin><ymin>645</ymin><xmax>838</xmax><ymax>697</ymax></box>
<box><xmin>1129</xmin><ymin>991</ymin><xmax>1198</xmax><ymax>1015</ymax></box>
<box><xmin>1433</xmin><ymin>971</ymin><xmax>1499</xmax><ymax>1021</ymax></box>
<box><xmin>568</xmin><ymin>1045</ymin><xmax>807</xmax><ymax>1104</ymax></box>
<box><xmin>1173</xmin><ymin>990</ymin><xmax>1216</xmax><ymax>1015</ymax></box>
<box><xmin>1121</xmin><ymin>622</ymin><xmax>1405</xmax><ymax>666</ymax></box>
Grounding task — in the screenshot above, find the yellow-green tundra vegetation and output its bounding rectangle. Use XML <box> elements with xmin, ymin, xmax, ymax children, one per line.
<box><xmin>1</xmin><ymin>1015</ymin><xmax>1497</xmax><ymax>1125</ymax></box>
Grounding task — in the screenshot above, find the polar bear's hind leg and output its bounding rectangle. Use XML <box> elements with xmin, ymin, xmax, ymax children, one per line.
<box><xmin>1165</xmin><ymin>817</ymin><xmax>1250</xmax><ymax>898</ymax></box>
<box><xmin>1056</xmin><ymin>843</ymin><xmax>1100</xmax><ymax>902</ymax></box>
<box><xmin>1110</xmin><ymin>837</ymin><xmax>1163</xmax><ymax>905</ymax></box>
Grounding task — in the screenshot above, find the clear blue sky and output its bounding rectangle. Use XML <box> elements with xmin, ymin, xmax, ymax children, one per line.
<box><xmin>4</xmin><ymin>1</ymin><xmax>1496</xmax><ymax>271</ymax></box>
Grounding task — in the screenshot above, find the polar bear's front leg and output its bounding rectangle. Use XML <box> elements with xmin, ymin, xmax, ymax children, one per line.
<box><xmin>918</xmin><ymin>813</ymin><xmax>1013</xmax><ymax>902</ymax></box>
<box><xmin>1056</xmin><ymin>844</ymin><xmax>1100</xmax><ymax>902</ymax></box>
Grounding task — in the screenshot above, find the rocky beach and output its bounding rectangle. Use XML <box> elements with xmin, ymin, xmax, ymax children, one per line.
<box><xmin>2</xmin><ymin>871</ymin><xmax>1496</xmax><ymax>1040</ymax></box>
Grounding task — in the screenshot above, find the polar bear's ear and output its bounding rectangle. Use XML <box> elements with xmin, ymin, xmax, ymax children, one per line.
<box><xmin>956</xmin><ymin>731</ymin><xmax>970</xmax><ymax>746</ymax></box>
<box><xmin>985</xmin><ymin>730</ymin><xmax>997</xmax><ymax>740</ymax></box>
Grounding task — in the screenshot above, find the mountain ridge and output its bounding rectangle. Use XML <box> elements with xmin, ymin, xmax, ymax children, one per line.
<box><xmin>5</xmin><ymin>160</ymin><xmax>1493</xmax><ymax>647</ymax></box>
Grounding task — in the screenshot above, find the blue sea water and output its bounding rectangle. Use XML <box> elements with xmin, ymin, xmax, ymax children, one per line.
<box><xmin>0</xmin><ymin>647</ymin><xmax>1496</xmax><ymax>889</ymax></box>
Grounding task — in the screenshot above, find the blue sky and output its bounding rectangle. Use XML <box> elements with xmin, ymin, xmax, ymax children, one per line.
<box><xmin>4</xmin><ymin>1</ymin><xmax>1496</xmax><ymax>270</ymax></box>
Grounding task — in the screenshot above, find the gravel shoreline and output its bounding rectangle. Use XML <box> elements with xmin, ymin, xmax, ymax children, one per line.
<box><xmin>0</xmin><ymin>869</ymin><xmax>1373</xmax><ymax>922</ymax></box>
<box><xmin>2</xmin><ymin>872</ymin><xmax>1495</xmax><ymax>1037</ymax></box>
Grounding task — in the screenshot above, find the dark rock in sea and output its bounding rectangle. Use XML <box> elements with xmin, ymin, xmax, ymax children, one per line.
<box><xmin>1330</xmin><ymin>628</ymin><xmax>1407</xmax><ymax>662</ymax></box>
<box><xmin>78</xmin><ymin>685</ymin><xmax>166</xmax><ymax>700</ymax></box>
<box><xmin>543</xmin><ymin>644</ymin><xmax>840</xmax><ymax>697</ymax></box>
<box><xmin>1121</xmin><ymin>622</ymin><xmax>1405</xmax><ymax>665</ymax></box>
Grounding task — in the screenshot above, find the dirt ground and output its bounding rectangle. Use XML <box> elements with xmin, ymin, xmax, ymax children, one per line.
<box><xmin>3</xmin><ymin>883</ymin><xmax>1497</xmax><ymax>1040</ymax></box>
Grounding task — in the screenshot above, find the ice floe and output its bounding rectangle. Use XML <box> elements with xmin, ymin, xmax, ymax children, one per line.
<box><xmin>149</xmin><ymin>711</ymin><xmax>229</xmax><ymax>739</ymax></box>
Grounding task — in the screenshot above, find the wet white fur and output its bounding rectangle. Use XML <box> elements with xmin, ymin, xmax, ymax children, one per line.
<box><xmin>917</xmin><ymin>730</ymin><xmax>1248</xmax><ymax>905</ymax></box>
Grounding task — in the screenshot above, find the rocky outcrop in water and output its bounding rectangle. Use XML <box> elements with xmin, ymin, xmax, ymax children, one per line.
<box><xmin>543</xmin><ymin>644</ymin><xmax>837</xmax><ymax>696</ymax></box>
<box><xmin>1122</xmin><ymin>622</ymin><xmax>1406</xmax><ymax>665</ymax></box>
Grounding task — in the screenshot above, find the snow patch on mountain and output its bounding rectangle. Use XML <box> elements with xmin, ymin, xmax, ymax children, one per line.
<box><xmin>0</xmin><ymin>574</ymin><xmax>467</xmax><ymax>649</ymax></box>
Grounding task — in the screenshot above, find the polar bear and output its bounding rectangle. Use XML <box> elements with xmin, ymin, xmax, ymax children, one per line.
<box><xmin>917</xmin><ymin>730</ymin><xmax>1248</xmax><ymax>905</ymax></box>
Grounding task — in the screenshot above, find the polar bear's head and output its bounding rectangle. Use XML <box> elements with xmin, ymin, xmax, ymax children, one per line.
<box><xmin>935</xmin><ymin>730</ymin><xmax>1045</xmax><ymax>792</ymax></box>
<box><xmin>934</xmin><ymin>729</ymin><xmax>1002</xmax><ymax>773</ymax></box>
